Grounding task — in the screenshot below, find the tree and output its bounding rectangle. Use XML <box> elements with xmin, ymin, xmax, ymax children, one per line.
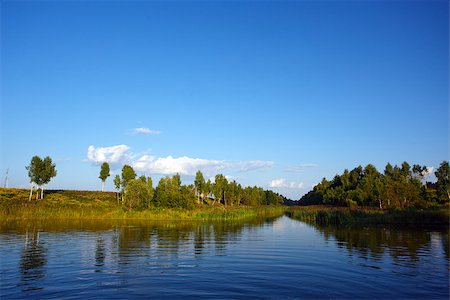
<box><xmin>26</xmin><ymin>156</ymin><xmax>41</xmax><ymax>201</ymax></box>
<box><xmin>124</xmin><ymin>179</ymin><xmax>150</xmax><ymax>209</ymax></box>
<box><xmin>384</xmin><ymin>163</ymin><xmax>394</xmax><ymax>178</ymax></box>
<box><xmin>298</xmin><ymin>161</ymin><xmax>441</xmax><ymax>209</ymax></box>
<box><xmin>400</xmin><ymin>161</ymin><xmax>412</xmax><ymax>180</ymax></box>
<box><xmin>213</xmin><ymin>174</ymin><xmax>228</xmax><ymax>205</ymax></box>
<box><xmin>227</xmin><ymin>180</ymin><xmax>243</xmax><ymax>206</ymax></box>
<box><xmin>146</xmin><ymin>176</ymin><xmax>154</xmax><ymax>203</ymax></box>
<box><xmin>39</xmin><ymin>156</ymin><xmax>57</xmax><ymax>199</ymax></box>
<box><xmin>153</xmin><ymin>175</ymin><xmax>194</xmax><ymax>209</ymax></box>
<box><xmin>121</xmin><ymin>165</ymin><xmax>137</xmax><ymax>191</ymax></box>
<box><xmin>113</xmin><ymin>175</ymin><xmax>121</xmax><ymax>204</ymax></box>
<box><xmin>26</xmin><ymin>156</ymin><xmax>57</xmax><ymax>200</ymax></box>
<box><xmin>204</xmin><ymin>179</ymin><xmax>211</xmax><ymax>201</ymax></box>
<box><xmin>194</xmin><ymin>170</ymin><xmax>205</xmax><ymax>204</ymax></box>
<box><xmin>99</xmin><ymin>162</ymin><xmax>110</xmax><ymax>192</ymax></box>
<box><xmin>435</xmin><ymin>161</ymin><xmax>449</xmax><ymax>202</ymax></box>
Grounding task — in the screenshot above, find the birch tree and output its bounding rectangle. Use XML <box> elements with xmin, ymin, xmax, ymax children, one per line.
<box><xmin>26</xmin><ymin>156</ymin><xmax>56</xmax><ymax>200</ymax></box>
<box><xmin>99</xmin><ymin>162</ymin><xmax>110</xmax><ymax>192</ymax></box>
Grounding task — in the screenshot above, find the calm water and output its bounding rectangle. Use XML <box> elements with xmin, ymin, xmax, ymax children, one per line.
<box><xmin>0</xmin><ymin>216</ymin><xmax>448</xmax><ymax>299</ymax></box>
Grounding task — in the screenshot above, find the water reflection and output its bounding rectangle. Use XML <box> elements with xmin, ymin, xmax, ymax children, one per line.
<box><xmin>95</xmin><ymin>236</ymin><xmax>105</xmax><ymax>269</ymax></box>
<box><xmin>3</xmin><ymin>217</ymin><xmax>278</xmax><ymax>278</ymax></box>
<box><xmin>312</xmin><ymin>224</ymin><xmax>449</xmax><ymax>263</ymax></box>
<box><xmin>1</xmin><ymin>216</ymin><xmax>448</xmax><ymax>299</ymax></box>
<box><xmin>19</xmin><ymin>229</ymin><xmax>47</xmax><ymax>292</ymax></box>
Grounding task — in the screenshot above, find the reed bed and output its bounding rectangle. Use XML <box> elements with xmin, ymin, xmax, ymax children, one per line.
<box><xmin>286</xmin><ymin>205</ymin><xmax>449</xmax><ymax>228</ymax></box>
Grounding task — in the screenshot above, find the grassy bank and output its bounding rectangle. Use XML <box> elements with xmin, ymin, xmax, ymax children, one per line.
<box><xmin>0</xmin><ymin>188</ymin><xmax>285</xmax><ymax>221</ymax></box>
<box><xmin>286</xmin><ymin>205</ymin><xmax>449</xmax><ymax>228</ymax></box>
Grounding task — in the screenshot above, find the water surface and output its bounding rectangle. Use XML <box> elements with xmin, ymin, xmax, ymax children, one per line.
<box><xmin>1</xmin><ymin>216</ymin><xmax>448</xmax><ymax>299</ymax></box>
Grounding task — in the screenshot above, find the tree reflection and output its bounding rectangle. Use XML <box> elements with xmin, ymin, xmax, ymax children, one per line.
<box><xmin>314</xmin><ymin>224</ymin><xmax>448</xmax><ymax>263</ymax></box>
<box><xmin>95</xmin><ymin>236</ymin><xmax>105</xmax><ymax>270</ymax></box>
<box><xmin>111</xmin><ymin>217</ymin><xmax>279</xmax><ymax>263</ymax></box>
<box><xmin>19</xmin><ymin>229</ymin><xmax>47</xmax><ymax>292</ymax></box>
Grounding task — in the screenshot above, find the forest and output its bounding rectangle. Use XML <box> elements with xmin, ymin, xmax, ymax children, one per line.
<box><xmin>299</xmin><ymin>161</ymin><xmax>449</xmax><ymax>209</ymax></box>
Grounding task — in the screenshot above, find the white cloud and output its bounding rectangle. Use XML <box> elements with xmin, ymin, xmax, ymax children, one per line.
<box><xmin>133</xmin><ymin>155</ymin><xmax>226</xmax><ymax>176</ymax></box>
<box><xmin>424</xmin><ymin>166</ymin><xmax>434</xmax><ymax>176</ymax></box>
<box><xmin>285</xmin><ymin>164</ymin><xmax>319</xmax><ymax>172</ymax></box>
<box><xmin>87</xmin><ymin>145</ymin><xmax>130</xmax><ymax>166</ymax></box>
<box><xmin>269</xmin><ymin>178</ymin><xmax>304</xmax><ymax>189</ymax></box>
<box><xmin>236</xmin><ymin>160</ymin><xmax>274</xmax><ymax>172</ymax></box>
<box><xmin>269</xmin><ymin>178</ymin><xmax>287</xmax><ymax>188</ymax></box>
<box><xmin>87</xmin><ymin>145</ymin><xmax>273</xmax><ymax>175</ymax></box>
<box><xmin>130</xmin><ymin>127</ymin><xmax>161</xmax><ymax>135</ymax></box>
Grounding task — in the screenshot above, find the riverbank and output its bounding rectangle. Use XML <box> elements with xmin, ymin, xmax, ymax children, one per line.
<box><xmin>286</xmin><ymin>205</ymin><xmax>449</xmax><ymax>228</ymax></box>
<box><xmin>0</xmin><ymin>188</ymin><xmax>285</xmax><ymax>221</ymax></box>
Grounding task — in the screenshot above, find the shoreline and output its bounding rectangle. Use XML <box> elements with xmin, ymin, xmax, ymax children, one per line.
<box><xmin>286</xmin><ymin>205</ymin><xmax>449</xmax><ymax>228</ymax></box>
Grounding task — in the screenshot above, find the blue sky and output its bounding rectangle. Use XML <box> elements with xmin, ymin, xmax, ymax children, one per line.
<box><xmin>1</xmin><ymin>0</ymin><xmax>448</xmax><ymax>199</ymax></box>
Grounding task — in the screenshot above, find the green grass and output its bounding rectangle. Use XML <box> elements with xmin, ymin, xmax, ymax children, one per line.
<box><xmin>286</xmin><ymin>205</ymin><xmax>449</xmax><ymax>228</ymax></box>
<box><xmin>0</xmin><ymin>188</ymin><xmax>286</xmax><ymax>221</ymax></box>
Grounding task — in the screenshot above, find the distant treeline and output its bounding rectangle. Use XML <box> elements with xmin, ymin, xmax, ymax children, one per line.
<box><xmin>300</xmin><ymin>161</ymin><xmax>449</xmax><ymax>209</ymax></box>
<box><xmin>114</xmin><ymin>166</ymin><xmax>286</xmax><ymax>209</ymax></box>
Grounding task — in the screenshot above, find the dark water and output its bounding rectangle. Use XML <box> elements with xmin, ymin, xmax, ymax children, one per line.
<box><xmin>0</xmin><ymin>216</ymin><xmax>448</xmax><ymax>299</ymax></box>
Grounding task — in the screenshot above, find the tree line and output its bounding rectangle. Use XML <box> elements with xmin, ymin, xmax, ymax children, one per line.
<box><xmin>25</xmin><ymin>156</ymin><xmax>285</xmax><ymax>208</ymax></box>
<box><xmin>299</xmin><ymin>161</ymin><xmax>449</xmax><ymax>209</ymax></box>
<box><xmin>110</xmin><ymin>165</ymin><xmax>286</xmax><ymax>209</ymax></box>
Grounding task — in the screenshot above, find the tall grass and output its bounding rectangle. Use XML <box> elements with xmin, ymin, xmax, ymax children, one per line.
<box><xmin>286</xmin><ymin>205</ymin><xmax>449</xmax><ymax>228</ymax></box>
<box><xmin>0</xmin><ymin>188</ymin><xmax>285</xmax><ymax>221</ymax></box>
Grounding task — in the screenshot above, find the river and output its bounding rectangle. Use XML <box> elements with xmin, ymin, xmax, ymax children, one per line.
<box><xmin>0</xmin><ymin>216</ymin><xmax>448</xmax><ymax>299</ymax></box>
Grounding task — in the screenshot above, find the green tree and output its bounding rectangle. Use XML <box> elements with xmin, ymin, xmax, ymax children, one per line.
<box><xmin>26</xmin><ymin>156</ymin><xmax>41</xmax><ymax>201</ymax></box>
<box><xmin>384</xmin><ymin>163</ymin><xmax>394</xmax><ymax>178</ymax></box>
<box><xmin>124</xmin><ymin>179</ymin><xmax>150</xmax><ymax>209</ymax></box>
<box><xmin>153</xmin><ymin>175</ymin><xmax>194</xmax><ymax>209</ymax></box>
<box><xmin>194</xmin><ymin>170</ymin><xmax>205</xmax><ymax>204</ymax></box>
<box><xmin>400</xmin><ymin>161</ymin><xmax>412</xmax><ymax>180</ymax></box>
<box><xmin>121</xmin><ymin>165</ymin><xmax>137</xmax><ymax>191</ymax></box>
<box><xmin>99</xmin><ymin>162</ymin><xmax>110</xmax><ymax>192</ymax></box>
<box><xmin>146</xmin><ymin>176</ymin><xmax>154</xmax><ymax>202</ymax></box>
<box><xmin>120</xmin><ymin>165</ymin><xmax>136</xmax><ymax>203</ymax></box>
<box><xmin>228</xmin><ymin>180</ymin><xmax>243</xmax><ymax>206</ymax></box>
<box><xmin>26</xmin><ymin>156</ymin><xmax>57</xmax><ymax>200</ymax></box>
<box><xmin>435</xmin><ymin>161</ymin><xmax>449</xmax><ymax>202</ymax></box>
<box><xmin>204</xmin><ymin>179</ymin><xmax>212</xmax><ymax>201</ymax></box>
<box><xmin>213</xmin><ymin>174</ymin><xmax>228</xmax><ymax>205</ymax></box>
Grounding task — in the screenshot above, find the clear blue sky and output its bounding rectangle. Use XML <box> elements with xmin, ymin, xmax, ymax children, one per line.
<box><xmin>1</xmin><ymin>0</ymin><xmax>448</xmax><ymax>199</ymax></box>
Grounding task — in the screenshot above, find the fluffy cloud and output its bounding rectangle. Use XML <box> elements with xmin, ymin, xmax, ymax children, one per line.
<box><xmin>269</xmin><ymin>178</ymin><xmax>304</xmax><ymax>189</ymax></box>
<box><xmin>130</xmin><ymin>127</ymin><xmax>161</xmax><ymax>135</ymax></box>
<box><xmin>87</xmin><ymin>145</ymin><xmax>130</xmax><ymax>166</ymax></box>
<box><xmin>133</xmin><ymin>155</ymin><xmax>226</xmax><ymax>176</ymax></box>
<box><xmin>87</xmin><ymin>145</ymin><xmax>273</xmax><ymax>175</ymax></box>
<box><xmin>285</xmin><ymin>164</ymin><xmax>319</xmax><ymax>172</ymax></box>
